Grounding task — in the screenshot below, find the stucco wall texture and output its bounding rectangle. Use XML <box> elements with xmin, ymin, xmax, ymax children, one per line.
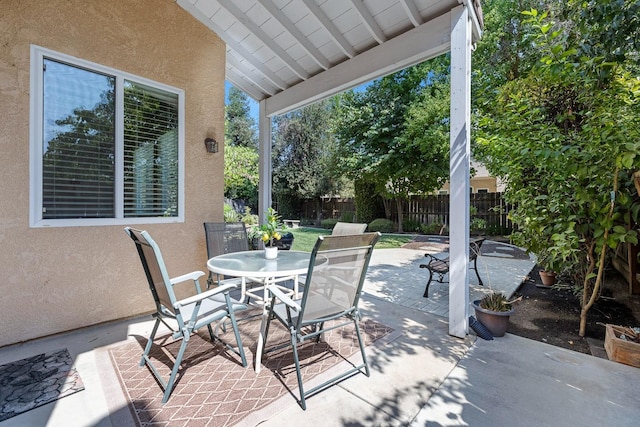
<box><xmin>0</xmin><ymin>0</ymin><xmax>226</xmax><ymax>347</ymax></box>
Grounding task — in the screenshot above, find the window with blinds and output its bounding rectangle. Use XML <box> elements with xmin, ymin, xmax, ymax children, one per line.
<box><xmin>30</xmin><ymin>46</ymin><xmax>184</xmax><ymax>227</ymax></box>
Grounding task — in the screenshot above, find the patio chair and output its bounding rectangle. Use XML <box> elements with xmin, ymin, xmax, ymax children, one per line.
<box><xmin>125</xmin><ymin>227</ymin><xmax>247</xmax><ymax>403</ymax></box>
<box><xmin>204</xmin><ymin>222</ymin><xmax>249</xmax><ymax>288</ymax></box>
<box><xmin>331</xmin><ymin>221</ymin><xmax>367</xmax><ymax>235</ymax></box>
<box><xmin>419</xmin><ymin>238</ymin><xmax>485</xmax><ymax>298</ymax></box>
<box><xmin>261</xmin><ymin>232</ymin><xmax>381</xmax><ymax>410</ymax></box>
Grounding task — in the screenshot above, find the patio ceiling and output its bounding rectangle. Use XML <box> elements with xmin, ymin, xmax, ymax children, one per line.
<box><xmin>177</xmin><ymin>0</ymin><xmax>483</xmax><ymax>116</ymax></box>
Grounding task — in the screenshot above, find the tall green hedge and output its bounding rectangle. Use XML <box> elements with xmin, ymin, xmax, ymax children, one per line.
<box><xmin>354</xmin><ymin>180</ymin><xmax>383</xmax><ymax>224</ymax></box>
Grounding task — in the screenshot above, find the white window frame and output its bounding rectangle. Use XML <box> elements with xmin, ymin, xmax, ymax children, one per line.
<box><xmin>29</xmin><ymin>45</ymin><xmax>185</xmax><ymax>228</ymax></box>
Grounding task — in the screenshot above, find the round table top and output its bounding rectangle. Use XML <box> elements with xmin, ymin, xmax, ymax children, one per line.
<box><xmin>207</xmin><ymin>250</ymin><xmax>312</xmax><ymax>278</ymax></box>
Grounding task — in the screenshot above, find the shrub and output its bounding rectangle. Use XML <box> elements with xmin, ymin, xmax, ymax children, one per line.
<box><xmin>223</xmin><ymin>203</ymin><xmax>239</xmax><ymax>222</ymax></box>
<box><xmin>240</xmin><ymin>206</ymin><xmax>258</xmax><ymax>225</ymax></box>
<box><xmin>339</xmin><ymin>212</ymin><xmax>354</xmax><ymax>223</ymax></box>
<box><xmin>402</xmin><ymin>218</ymin><xmax>421</xmax><ymax>232</ymax></box>
<box><xmin>321</xmin><ymin>218</ymin><xmax>339</xmax><ymax>229</ymax></box>
<box><xmin>420</xmin><ymin>222</ymin><xmax>445</xmax><ymax>235</ymax></box>
<box><xmin>368</xmin><ymin>218</ymin><xmax>394</xmax><ymax>233</ymax></box>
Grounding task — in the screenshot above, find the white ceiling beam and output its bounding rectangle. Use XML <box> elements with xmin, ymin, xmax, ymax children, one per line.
<box><xmin>349</xmin><ymin>0</ymin><xmax>387</xmax><ymax>44</ymax></box>
<box><xmin>226</xmin><ymin>72</ymin><xmax>266</xmax><ymax>101</ymax></box>
<box><xmin>176</xmin><ymin>0</ymin><xmax>288</xmax><ymax>91</ymax></box>
<box><xmin>259</xmin><ymin>0</ymin><xmax>331</xmax><ymax>70</ymax></box>
<box><xmin>265</xmin><ymin>12</ymin><xmax>451</xmax><ymax>117</ymax></box>
<box><xmin>302</xmin><ymin>0</ymin><xmax>356</xmax><ymax>58</ymax></box>
<box><xmin>218</xmin><ymin>0</ymin><xmax>310</xmax><ymax>79</ymax></box>
<box><xmin>226</xmin><ymin>55</ymin><xmax>278</xmax><ymax>96</ymax></box>
<box><xmin>400</xmin><ymin>0</ymin><xmax>424</xmax><ymax>27</ymax></box>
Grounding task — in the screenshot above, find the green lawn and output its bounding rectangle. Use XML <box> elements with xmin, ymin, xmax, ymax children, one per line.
<box><xmin>289</xmin><ymin>227</ymin><xmax>414</xmax><ymax>252</ymax></box>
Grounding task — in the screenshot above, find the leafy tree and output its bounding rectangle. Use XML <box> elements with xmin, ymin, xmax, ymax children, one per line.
<box><xmin>225</xmin><ymin>86</ymin><xmax>257</xmax><ymax>148</ymax></box>
<box><xmin>272</xmin><ymin>100</ymin><xmax>339</xmax><ymax>221</ymax></box>
<box><xmin>475</xmin><ymin>2</ymin><xmax>640</xmax><ymax>336</ymax></box>
<box><xmin>333</xmin><ymin>59</ymin><xmax>451</xmax><ymax>231</ymax></box>
<box><xmin>224</xmin><ymin>144</ymin><xmax>259</xmax><ymax>209</ymax></box>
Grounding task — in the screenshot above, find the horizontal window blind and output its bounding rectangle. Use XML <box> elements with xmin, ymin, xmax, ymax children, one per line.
<box><xmin>123</xmin><ymin>81</ymin><xmax>179</xmax><ymax>217</ymax></box>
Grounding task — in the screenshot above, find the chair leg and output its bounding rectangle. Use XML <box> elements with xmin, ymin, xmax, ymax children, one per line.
<box><xmin>161</xmin><ymin>334</ymin><xmax>190</xmax><ymax>404</ymax></box>
<box><xmin>423</xmin><ymin>271</ymin><xmax>434</xmax><ymax>298</ymax></box>
<box><xmin>226</xmin><ymin>308</ymin><xmax>247</xmax><ymax>367</ymax></box>
<box><xmin>353</xmin><ymin>319</ymin><xmax>370</xmax><ymax>377</ymax></box>
<box><xmin>140</xmin><ymin>316</ymin><xmax>161</xmax><ymax>367</ymax></box>
<box><xmin>290</xmin><ymin>331</ymin><xmax>307</xmax><ymax>410</ymax></box>
<box><xmin>473</xmin><ymin>259</ymin><xmax>484</xmax><ymax>286</ymax></box>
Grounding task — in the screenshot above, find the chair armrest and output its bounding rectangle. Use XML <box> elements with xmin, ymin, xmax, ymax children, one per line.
<box><xmin>174</xmin><ymin>283</ymin><xmax>238</xmax><ymax>308</ymax></box>
<box><xmin>170</xmin><ymin>271</ymin><xmax>206</xmax><ymax>285</ymax></box>
<box><xmin>268</xmin><ymin>285</ymin><xmax>301</xmax><ymax>312</ymax></box>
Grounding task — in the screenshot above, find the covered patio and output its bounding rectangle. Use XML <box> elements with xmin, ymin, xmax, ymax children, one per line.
<box><xmin>181</xmin><ymin>0</ymin><xmax>485</xmax><ymax>338</ymax></box>
<box><xmin>1</xmin><ymin>242</ymin><xmax>638</xmax><ymax>426</ymax></box>
<box><xmin>3</xmin><ymin>1</ymin><xmax>639</xmax><ymax>426</ymax></box>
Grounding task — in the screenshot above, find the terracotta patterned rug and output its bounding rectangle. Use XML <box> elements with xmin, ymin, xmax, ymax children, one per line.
<box><xmin>107</xmin><ymin>310</ymin><xmax>393</xmax><ymax>426</ymax></box>
<box><xmin>0</xmin><ymin>348</ymin><xmax>84</xmax><ymax>421</ymax></box>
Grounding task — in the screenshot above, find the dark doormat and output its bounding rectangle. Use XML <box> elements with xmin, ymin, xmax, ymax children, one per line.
<box><xmin>0</xmin><ymin>348</ymin><xmax>85</xmax><ymax>421</ymax></box>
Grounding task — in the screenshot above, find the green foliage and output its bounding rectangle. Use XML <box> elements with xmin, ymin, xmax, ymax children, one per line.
<box><xmin>225</xmin><ymin>86</ymin><xmax>257</xmax><ymax>148</ymax></box>
<box><xmin>223</xmin><ymin>203</ymin><xmax>239</xmax><ymax>222</ymax></box>
<box><xmin>479</xmin><ymin>293</ymin><xmax>513</xmax><ymax>312</ymax></box>
<box><xmin>402</xmin><ymin>218</ymin><xmax>422</xmax><ymax>233</ymax></box>
<box><xmin>240</xmin><ymin>206</ymin><xmax>258</xmax><ymax>225</ymax></box>
<box><xmin>272</xmin><ymin>100</ymin><xmax>342</xmax><ymax>214</ymax></box>
<box><xmin>333</xmin><ymin>58</ymin><xmax>452</xmax><ymax>231</ymax></box>
<box><xmin>320</xmin><ymin>218</ymin><xmax>339</xmax><ymax>229</ymax></box>
<box><xmin>420</xmin><ymin>222</ymin><xmax>446</xmax><ymax>235</ymax></box>
<box><xmin>470</xmin><ymin>217</ymin><xmax>487</xmax><ymax>233</ymax></box>
<box><xmin>339</xmin><ymin>211</ymin><xmax>354</xmax><ymax>223</ymax></box>
<box><xmin>474</xmin><ymin>0</ymin><xmax>640</xmax><ymax>334</ymax></box>
<box><xmin>368</xmin><ymin>218</ymin><xmax>394</xmax><ymax>233</ymax></box>
<box><xmin>258</xmin><ymin>207</ymin><xmax>284</xmax><ymax>247</ymax></box>
<box><xmin>354</xmin><ymin>180</ymin><xmax>382</xmax><ymax>224</ymax></box>
<box><xmin>224</xmin><ymin>144</ymin><xmax>259</xmax><ymax>209</ymax></box>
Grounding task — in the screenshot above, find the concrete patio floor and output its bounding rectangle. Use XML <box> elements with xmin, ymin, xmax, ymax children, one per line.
<box><xmin>1</xmin><ymin>242</ymin><xmax>639</xmax><ymax>426</ymax></box>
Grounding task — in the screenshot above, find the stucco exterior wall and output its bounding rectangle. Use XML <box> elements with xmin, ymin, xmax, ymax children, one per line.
<box><xmin>0</xmin><ymin>0</ymin><xmax>226</xmax><ymax>347</ymax></box>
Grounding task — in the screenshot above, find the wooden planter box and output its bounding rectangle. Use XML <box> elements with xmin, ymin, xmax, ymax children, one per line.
<box><xmin>604</xmin><ymin>324</ymin><xmax>640</xmax><ymax>368</ymax></box>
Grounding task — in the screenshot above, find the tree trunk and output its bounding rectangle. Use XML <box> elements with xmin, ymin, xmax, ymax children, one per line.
<box><xmin>315</xmin><ymin>198</ymin><xmax>323</xmax><ymax>226</ymax></box>
<box><xmin>396</xmin><ymin>198</ymin><xmax>404</xmax><ymax>233</ymax></box>
<box><xmin>579</xmin><ymin>169</ymin><xmax>618</xmax><ymax>337</ymax></box>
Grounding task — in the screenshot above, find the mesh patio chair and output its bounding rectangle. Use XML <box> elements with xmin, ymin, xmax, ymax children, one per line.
<box><xmin>261</xmin><ymin>232</ymin><xmax>381</xmax><ymax>410</ymax></box>
<box><xmin>331</xmin><ymin>221</ymin><xmax>367</xmax><ymax>235</ymax></box>
<box><xmin>125</xmin><ymin>227</ymin><xmax>248</xmax><ymax>403</ymax></box>
<box><xmin>204</xmin><ymin>222</ymin><xmax>250</xmax><ymax>289</ymax></box>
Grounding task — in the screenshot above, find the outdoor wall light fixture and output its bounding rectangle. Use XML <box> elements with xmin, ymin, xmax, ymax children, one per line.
<box><xmin>204</xmin><ymin>137</ymin><xmax>218</xmax><ymax>153</ymax></box>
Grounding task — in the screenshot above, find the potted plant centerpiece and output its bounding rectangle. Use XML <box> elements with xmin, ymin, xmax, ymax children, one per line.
<box><xmin>259</xmin><ymin>208</ymin><xmax>283</xmax><ymax>259</ymax></box>
<box><xmin>471</xmin><ymin>292</ymin><xmax>520</xmax><ymax>337</ymax></box>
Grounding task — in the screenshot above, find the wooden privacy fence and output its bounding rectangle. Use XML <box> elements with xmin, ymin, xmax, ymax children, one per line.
<box><xmin>303</xmin><ymin>192</ymin><xmax>515</xmax><ymax>232</ymax></box>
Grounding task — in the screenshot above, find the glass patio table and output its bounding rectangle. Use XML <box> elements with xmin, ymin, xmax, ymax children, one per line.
<box><xmin>207</xmin><ymin>249</ymin><xmax>313</xmax><ymax>372</ymax></box>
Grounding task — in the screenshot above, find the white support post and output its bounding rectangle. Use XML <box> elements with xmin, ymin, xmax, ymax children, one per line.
<box><xmin>258</xmin><ymin>100</ymin><xmax>272</xmax><ymax>224</ymax></box>
<box><xmin>448</xmin><ymin>4</ymin><xmax>472</xmax><ymax>338</ymax></box>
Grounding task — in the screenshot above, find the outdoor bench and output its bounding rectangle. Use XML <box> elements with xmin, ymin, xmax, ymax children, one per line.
<box><xmin>419</xmin><ymin>238</ymin><xmax>485</xmax><ymax>297</ymax></box>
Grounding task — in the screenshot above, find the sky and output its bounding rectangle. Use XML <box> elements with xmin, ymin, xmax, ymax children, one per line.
<box><xmin>225</xmin><ymin>81</ymin><xmax>259</xmax><ymax>122</ymax></box>
<box><xmin>225</xmin><ymin>80</ymin><xmax>372</xmax><ymax>122</ymax></box>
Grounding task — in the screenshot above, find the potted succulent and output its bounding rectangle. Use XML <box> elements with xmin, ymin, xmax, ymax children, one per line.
<box><xmin>471</xmin><ymin>292</ymin><xmax>519</xmax><ymax>337</ymax></box>
<box><xmin>259</xmin><ymin>207</ymin><xmax>283</xmax><ymax>259</ymax></box>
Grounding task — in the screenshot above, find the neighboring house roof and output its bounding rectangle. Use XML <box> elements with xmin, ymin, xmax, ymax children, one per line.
<box><xmin>177</xmin><ymin>0</ymin><xmax>483</xmax><ymax>116</ymax></box>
